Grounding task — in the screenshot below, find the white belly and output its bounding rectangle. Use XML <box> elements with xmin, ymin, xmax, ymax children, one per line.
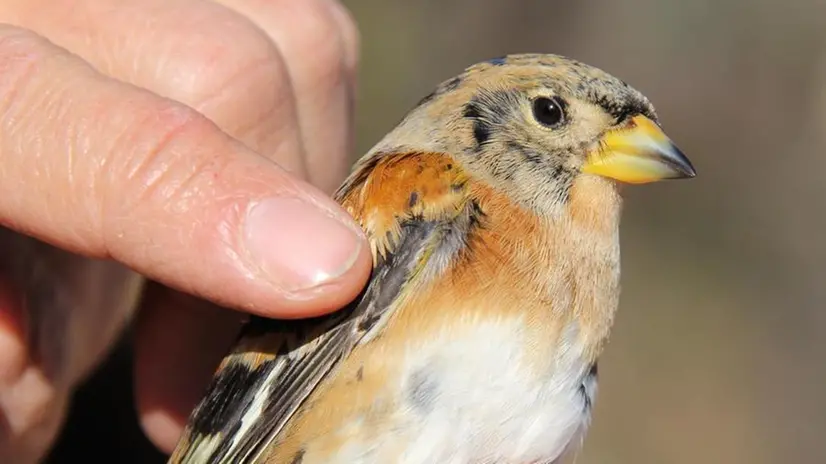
<box><xmin>332</xmin><ymin>317</ymin><xmax>597</xmax><ymax>464</ymax></box>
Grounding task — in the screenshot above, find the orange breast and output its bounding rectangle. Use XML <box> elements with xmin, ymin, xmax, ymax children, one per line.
<box><xmin>267</xmin><ymin>154</ymin><xmax>622</xmax><ymax>463</ymax></box>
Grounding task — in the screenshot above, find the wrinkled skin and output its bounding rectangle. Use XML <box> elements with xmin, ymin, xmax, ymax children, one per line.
<box><xmin>0</xmin><ymin>1</ymin><xmax>372</xmax><ymax>462</ymax></box>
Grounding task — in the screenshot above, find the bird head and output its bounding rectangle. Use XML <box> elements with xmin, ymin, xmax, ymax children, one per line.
<box><xmin>370</xmin><ymin>53</ymin><xmax>695</xmax><ymax>215</ymax></box>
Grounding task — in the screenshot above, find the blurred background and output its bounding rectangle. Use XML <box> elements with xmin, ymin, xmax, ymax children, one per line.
<box><xmin>46</xmin><ymin>0</ymin><xmax>826</xmax><ymax>463</ymax></box>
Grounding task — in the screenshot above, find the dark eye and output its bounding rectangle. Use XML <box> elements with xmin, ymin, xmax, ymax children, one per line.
<box><xmin>531</xmin><ymin>96</ymin><xmax>566</xmax><ymax>127</ymax></box>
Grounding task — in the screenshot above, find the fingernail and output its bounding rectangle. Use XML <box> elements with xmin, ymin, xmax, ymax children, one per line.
<box><xmin>244</xmin><ymin>197</ymin><xmax>363</xmax><ymax>294</ymax></box>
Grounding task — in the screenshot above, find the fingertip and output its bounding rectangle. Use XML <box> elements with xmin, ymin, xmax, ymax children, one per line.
<box><xmin>239</xmin><ymin>193</ymin><xmax>371</xmax><ymax>318</ymax></box>
<box><xmin>0</xmin><ymin>280</ymin><xmax>27</xmax><ymax>386</ymax></box>
<box><xmin>0</xmin><ymin>327</ymin><xmax>27</xmax><ymax>388</ymax></box>
<box><xmin>140</xmin><ymin>409</ymin><xmax>183</xmax><ymax>455</ymax></box>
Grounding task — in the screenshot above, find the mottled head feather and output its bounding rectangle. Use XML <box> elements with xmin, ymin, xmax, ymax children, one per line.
<box><xmin>368</xmin><ymin>53</ymin><xmax>655</xmax><ymax>216</ymax></box>
<box><xmin>413</xmin><ymin>54</ymin><xmax>655</xmax><ymax>123</ymax></box>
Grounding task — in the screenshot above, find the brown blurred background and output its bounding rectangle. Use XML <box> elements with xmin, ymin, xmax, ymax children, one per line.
<box><xmin>46</xmin><ymin>0</ymin><xmax>826</xmax><ymax>463</ymax></box>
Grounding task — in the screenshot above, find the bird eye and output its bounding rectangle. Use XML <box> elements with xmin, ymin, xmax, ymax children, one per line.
<box><xmin>531</xmin><ymin>96</ymin><xmax>566</xmax><ymax>127</ymax></box>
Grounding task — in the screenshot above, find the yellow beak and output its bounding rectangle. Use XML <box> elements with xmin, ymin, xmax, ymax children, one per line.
<box><xmin>582</xmin><ymin>115</ymin><xmax>696</xmax><ymax>184</ymax></box>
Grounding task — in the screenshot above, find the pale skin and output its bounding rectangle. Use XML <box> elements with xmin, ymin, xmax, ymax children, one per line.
<box><xmin>0</xmin><ymin>1</ymin><xmax>373</xmax><ymax>462</ymax></box>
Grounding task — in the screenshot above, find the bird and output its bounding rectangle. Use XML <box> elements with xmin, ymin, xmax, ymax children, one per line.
<box><xmin>168</xmin><ymin>53</ymin><xmax>695</xmax><ymax>464</ymax></box>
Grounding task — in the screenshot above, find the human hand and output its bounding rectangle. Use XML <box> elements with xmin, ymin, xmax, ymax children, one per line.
<box><xmin>0</xmin><ymin>1</ymin><xmax>370</xmax><ymax>461</ymax></box>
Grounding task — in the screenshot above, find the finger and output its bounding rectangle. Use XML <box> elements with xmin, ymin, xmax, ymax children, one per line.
<box><xmin>0</xmin><ymin>26</ymin><xmax>371</xmax><ymax>317</ymax></box>
<box><xmin>0</xmin><ymin>369</ymin><xmax>68</xmax><ymax>463</ymax></box>
<box><xmin>0</xmin><ymin>0</ymin><xmax>308</xmax><ymax>178</ymax></box>
<box><xmin>0</xmin><ymin>229</ymin><xmax>143</xmax><ymax>462</ymax></box>
<box><xmin>213</xmin><ymin>0</ymin><xmax>361</xmax><ymax>192</ymax></box>
<box><xmin>134</xmin><ymin>284</ymin><xmax>242</xmax><ymax>453</ymax></box>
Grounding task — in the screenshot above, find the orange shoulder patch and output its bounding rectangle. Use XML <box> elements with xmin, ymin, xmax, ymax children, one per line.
<box><xmin>337</xmin><ymin>152</ymin><xmax>469</xmax><ymax>259</ymax></box>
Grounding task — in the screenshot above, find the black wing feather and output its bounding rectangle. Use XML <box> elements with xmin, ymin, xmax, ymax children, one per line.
<box><xmin>168</xmin><ymin>218</ymin><xmax>450</xmax><ymax>464</ymax></box>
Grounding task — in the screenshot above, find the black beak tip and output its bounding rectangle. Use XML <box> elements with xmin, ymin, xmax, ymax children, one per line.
<box><xmin>670</xmin><ymin>143</ymin><xmax>696</xmax><ymax>179</ymax></box>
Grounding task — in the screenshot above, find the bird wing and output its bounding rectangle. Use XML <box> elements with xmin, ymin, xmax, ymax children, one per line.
<box><xmin>169</xmin><ymin>151</ymin><xmax>477</xmax><ymax>464</ymax></box>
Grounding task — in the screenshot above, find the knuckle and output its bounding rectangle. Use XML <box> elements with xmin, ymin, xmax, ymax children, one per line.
<box><xmin>204</xmin><ymin>54</ymin><xmax>292</xmax><ymax>123</ymax></box>
<box><xmin>0</xmin><ymin>24</ymin><xmax>49</xmax><ymax>56</ymax></box>
<box><xmin>99</xmin><ymin>102</ymin><xmax>225</xmax><ymax>241</ymax></box>
<box><xmin>167</xmin><ymin>16</ymin><xmax>288</xmax><ymax>107</ymax></box>
<box><xmin>328</xmin><ymin>1</ymin><xmax>361</xmax><ymax>72</ymax></box>
<box><xmin>0</xmin><ymin>27</ymin><xmax>108</xmax><ymax>247</ymax></box>
<box><xmin>0</xmin><ymin>27</ymin><xmax>57</xmax><ymax>111</ymax></box>
<box><xmin>276</xmin><ymin>0</ymin><xmax>349</xmax><ymax>87</ymax></box>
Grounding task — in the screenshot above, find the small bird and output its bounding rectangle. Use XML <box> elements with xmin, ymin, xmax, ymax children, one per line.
<box><xmin>169</xmin><ymin>53</ymin><xmax>695</xmax><ymax>464</ymax></box>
